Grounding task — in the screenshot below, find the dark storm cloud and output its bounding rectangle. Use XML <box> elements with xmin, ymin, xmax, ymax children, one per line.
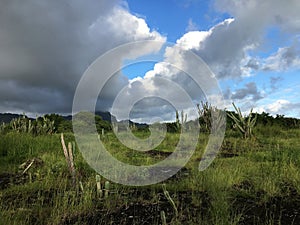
<box><xmin>0</xmin><ymin>0</ymin><xmax>164</xmax><ymax>115</ymax></box>
<box><xmin>0</xmin><ymin>0</ymin><xmax>119</xmax><ymax>114</ymax></box>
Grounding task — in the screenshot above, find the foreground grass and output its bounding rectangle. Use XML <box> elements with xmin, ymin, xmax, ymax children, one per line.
<box><xmin>0</xmin><ymin>127</ymin><xmax>300</xmax><ymax>224</ymax></box>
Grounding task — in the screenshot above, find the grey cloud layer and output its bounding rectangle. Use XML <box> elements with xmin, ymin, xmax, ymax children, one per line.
<box><xmin>231</xmin><ymin>82</ymin><xmax>263</xmax><ymax>101</ymax></box>
<box><xmin>0</xmin><ymin>0</ymin><xmax>164</xmax><ymax>114</ymax></box>
<box><xmin>212</xmin><ymin>0</ymin><xmax>300</xmax><ymax>75</ymax></box>
<box><xmin>263</xmin><ymin>43</ymin><xmax>300</xmax><ymax>71</ymax></box>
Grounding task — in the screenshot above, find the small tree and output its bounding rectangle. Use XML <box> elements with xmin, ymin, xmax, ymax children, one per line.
<box><xmin>227</xmin><ymin>103</ymin><xmax>257</xmax><ymax>139</ymax></box>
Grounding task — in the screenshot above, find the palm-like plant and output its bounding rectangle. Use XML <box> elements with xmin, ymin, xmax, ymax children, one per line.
<box><xmin>227</xmin><ymin>102</ymin><xmax>257</xmax><ymax>139</ymax></box>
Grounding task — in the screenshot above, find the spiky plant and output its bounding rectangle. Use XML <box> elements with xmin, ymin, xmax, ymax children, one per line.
<box><xmin>27</xmin><ymin>120</ymin><xmax>34</xmax><ymax>134</ymax></box>
<box><xmin>160</xmin><ymin>211</ymin><xmax>167</xmax><ymax>225</ymax></box>
<box><xmin>104</xmin><ymin>181</ymin><xmax>110</xmax><ymax>198</ymax></box>
<box><xmin>35</xmin><ymin>116</ymin><xmax>55</xmax><ymax>135</ymax></box>
<box><xmin>96</xmin><ymin>175</ymin><xmax>103</xmax><ymax>198</ymax></box>
<box><xmin>162</xmin><ymin>184</ymin><xmax>178</xmax><ymax>217</ymax></box>
<box><xmin>8</xmin><ymin>114</ymin><xmax>55</xmax><ymax>135</ymax></box>
<box><xmin>227</xmin><ymin>102</ymin><xmax>257</xmax><ymax>139</ymax></box>
<box><xmin>10</xmin><ymin>115</ymin><xmax>32</xmax><ymax>133</ymax></box>
<box><xmin>197</xmin><ymin>101</ymin><xmax>226</xmax><ymax>133</ymax></box>
<box><xmin>61</xmin><ymin>133</ymin><xmax>76</xmax><ymax>186</ymax></box>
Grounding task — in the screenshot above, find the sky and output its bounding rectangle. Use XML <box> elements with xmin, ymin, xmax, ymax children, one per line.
<box><xmin>0</xmin><ymin>0</ymin><xmax>300</xmax><ymax>122</ymax></box>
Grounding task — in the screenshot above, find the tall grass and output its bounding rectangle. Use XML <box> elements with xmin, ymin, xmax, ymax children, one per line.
<box><xmin>0</xmin><ymin>126</ymin><xmax>299</xmax><ymax>224</ymax></box>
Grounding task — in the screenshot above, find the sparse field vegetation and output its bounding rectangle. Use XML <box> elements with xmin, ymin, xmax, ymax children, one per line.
<box><xmin>0</xmin><ymin>109</ymin><xmax>300</xmax><ymax>225</ymax></box>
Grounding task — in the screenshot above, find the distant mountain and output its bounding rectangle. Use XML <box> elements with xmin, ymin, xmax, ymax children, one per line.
<box><xmin>61</xmin><ymin>115</ymin><xmax>72</xmax><ymax>121</ymax></box>
<box><xmin>0</xmin><ymin>113</ymin><xmax>27</xmax><ymax>124</ymax></box>
<box><xmin>62</xmin><ymin>111</ymin><xmax>116</xmax><ymax>122</ymax></box>
<box><xmin>95</xmin><ymin>111</ymin><xmax>116</xmax><ymax>122</ymax></box>
<box><xmin>116</xmin><ymin>119</ymin><xmax>149</xmax><ymax>129</ymax></box>
<box><xmin>61</xmin><ymin>111</ymin><xmax>148</xmax><ymax>130</ymax></box>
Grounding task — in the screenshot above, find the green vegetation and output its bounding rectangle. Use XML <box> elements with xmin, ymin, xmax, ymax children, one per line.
<box><xmin>227</xmin><ymin>102</ymin><xmax>257</xmax><ymax>139</ymax></box>
<box><xmin>197</xmin><ymin>101</ymin><xmax>216</xmax><ymax>133</ymax></box>
<box><xmin>0</xmin><ymin>106</ymin><xmax>300</xmax><ymax>224</ymax></box>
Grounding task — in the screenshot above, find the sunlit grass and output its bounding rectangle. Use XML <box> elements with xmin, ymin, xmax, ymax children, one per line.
<box><xmin>0</xmin><ymin>126</ymin><xmax>300</xmax><ymax>224</ymax></box>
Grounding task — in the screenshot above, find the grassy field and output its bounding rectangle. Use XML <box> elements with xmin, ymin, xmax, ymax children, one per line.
<box><xmin>0</xmin><ymin>126</ymin><xmax>300</xmax><ymax>225</ymax></box>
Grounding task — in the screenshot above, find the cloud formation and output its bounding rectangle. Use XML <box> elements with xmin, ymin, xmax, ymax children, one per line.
<box><xmin>229</xmin><ymin>82</ymin><xmax>263</xmax><ymax>101</ymax></box>
<box><xmin>124</xmin><ymin>0</ymin><xmax>300</xmax><ymax>120</ymax></box>
<box><xmin>262</xmin><ymin>44</ymin><xmax>300</xmax><ymax>71</ymax></box>
<box><xmin>260</xmin><ymin>100</ymin><xmax>300</xmax><ymax>117</ymax></box>
<box><xmin>171</xmin><ymin>0</ymin><xmax>300</xmax><ymax>79</ymax></box>
<box><xmin>1</xmin><ymin>0</ymin><xmax>299</xmax><ymax>121</ymax></box>
<box><xmin>0</xmin><ymin>0</ymin><xmax>165</xmax><ymax>115</ymax></box>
